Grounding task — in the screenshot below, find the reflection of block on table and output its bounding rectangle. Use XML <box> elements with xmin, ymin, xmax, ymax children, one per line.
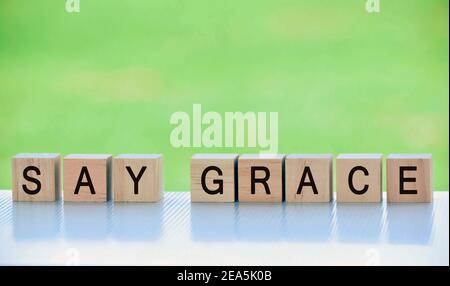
<box><xmin>111</xmin><ymin>203</ymin><xmax>163</xmax><ymax>240</ymax></box>
<box><xmin>191</xmin><ymin>154</ymin><xmax>238</xmax><ymax>202</ymax></box>
<box><xmin>63</xmin><ymin>203</ymin><xmax>110</xmax><ymax>240</ymax></box>
<box><xmin>284</xmin><ymin>203</ymin><xmax>332</xmax><ymax>242</ymax></box>
<box><xmin>387</xmin><ymin>203</ymin><xmax>434</xmax><ymax>244</ymax></box>
<box><xmin>238</xmin><ymin>154</ymin><xmax>285</xmax><ymax>203</ymax></box>
<box><xmin>336</xmin><ymin>154</ymin><xmax>382</xmax><ymax>203</ymax></box>
<box><xmin>12</xmin><ymin>153</ymin><xmax>61</xmax><ymax>202</ymax></box>
<box><xmin>13</xmin><ymin>202</ymin><xmax>61</xmax><ymax>240</ymax></box>
<box><xmin>387</xmin><ymin>154</ymin><xmax>432</xmax><ymax>203</ymax></box>
<box><xmin>335</xmin><ymin>203</ymin><xmax>383</xmax><ymax>243</ymax></box>
<box><xmin>63</xmin><ymin>154</ymin><xmax>112</xmax><ymax>202</ymax></box>
<box><xmin>113</xmin><ymin>154</ymin><xmax>163</xmax><ymax>202</ymax></box>
<box><xmin>235</xmin><ymin>204</ymin><xmax>283</xmax><ymax>241</ymax></box>
<box><xmin>285</xmin><ymin>154</ymin><xmax>333</xmax><ymax>203</ymax></box>
<box><xmin>190</xmin><ymin>203</ymin><xmax>236</xmax><ymax>241</ymax></box>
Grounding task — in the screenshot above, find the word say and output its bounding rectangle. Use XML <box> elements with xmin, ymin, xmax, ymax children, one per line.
<box><xmin>12</xmin><ymin>154</ymin><xmax>163</xmax><ymax>202</ymax></box>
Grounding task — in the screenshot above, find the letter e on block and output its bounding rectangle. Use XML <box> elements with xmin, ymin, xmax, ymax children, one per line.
<box><xmin>63</xmin><ymin>154</ymin><xmax>112</xmax><ymax>202</ymax></box>
<box><xmin>12</xmin><ymin>153</ymin><xmax>61</xmax><ymax>202</ymax></box>
<box><xmin>387</xmin><ymin>154</ymin><xmax>432</xmax><ymax>203</ymax></box>
<box><xmin>191</xmin><ymin>154</ymin><xmax>238</xmax><ymax>202</ymax></box>
<box><xmin>238</xmin><ymin>154</ymin><xmax>285</xmax><ymax>203</ymax></box>
<box><xmin>113</xmin><ymin>154</ymin><xmax>163</xmax><ymax>202</ymax></box>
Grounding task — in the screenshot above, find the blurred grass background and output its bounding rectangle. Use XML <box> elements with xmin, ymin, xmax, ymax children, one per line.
<box><xmin>0</xmin><ymin>0</ymin><xmax>448</xmax><ymax>191</ymax></box>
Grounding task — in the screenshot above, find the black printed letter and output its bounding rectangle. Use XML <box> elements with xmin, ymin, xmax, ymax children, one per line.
<box><xmin>74</xmin><ymin>166</ymin><xmax>95</xmax><ymax>195</ymax></box>
<box><xmin>22</xmin><ymin>166</ymin><xmax>41</xmax><ymax>195</ymax></box>
<box><xmin>348</xmin><ymin>166</ymin><xmax>369</xmax><ymax>195</ymax></box>
<box><xmin>251</xmin><ymin>166</ymin><xmax>270</xmax><ymax>195</ymax></box>
<box><xmin>399</xmin><ymin>166</ymin><xmax>417</xmax><ymax>195</ymax></box>
<box><xmin>201</xmin><ymin>166</ymin><xmax>223</xmax><ymax>195</ymax></box>
<box><xmin>126</xmin><ymin>166</ymin><xmax>147</xmax><ymax>195</ymax></box>
<box><xmin>297</xmin><ymin>166</ymin><xmax>318</xmax><ymax>194</ymax></box>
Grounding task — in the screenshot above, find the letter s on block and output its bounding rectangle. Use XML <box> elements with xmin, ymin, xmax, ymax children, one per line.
<box><xmin>22</xmin><ymin>166</ymin><xmax>42</xmax><ymax>195</ymax></box>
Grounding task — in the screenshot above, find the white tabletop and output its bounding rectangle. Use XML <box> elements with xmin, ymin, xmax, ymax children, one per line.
<box><xmin>0</xmin><ymin>191</ymin><xmax>448</xmax><ymax>266</ymax></box>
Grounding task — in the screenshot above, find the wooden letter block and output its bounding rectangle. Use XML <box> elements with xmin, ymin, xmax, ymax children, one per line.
<box><xmin>191</xmin><ymin>154</ymin><xmax>238</xmax><ymax>202</ymax></box>
<box><xmin>285</xmin><ymin>154</ymin><xmax>333</xmax><ymax>203</ymax></box>
<box><xmin>113</xmin><ymin>154</ymin><xmax>163</xmax><ymax>202</ymax></box>
<box><xmin>238</xmin><ymin>154</ymin><xmax>285</xmax><ymax>203</ymax></box>
<box><xmin>387</xmin><ymin>154</ymin><xmax>432</xmax><ymax>203</ymax></box>
<box><xmin>12</xmin><ymin>153</ymin><xmax>61</xmax><ymax>202</ymax></box>
<box><xmin>336</xmin><ymin>154</ymin><xmax>382</xmax><ymax>203</ymax></box>
<box><xmin>63</xmin><ymin>154</ymin><xmax>112</xmax><ymax>202</ymax></box>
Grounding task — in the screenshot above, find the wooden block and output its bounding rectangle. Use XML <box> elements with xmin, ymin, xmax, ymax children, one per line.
<box><xmin>238</xmin><ymin>154</ymin><xmax>285</xmax><ymax>203</ymax></box>
<box><xmin>191</xmin><ymin>154</ymin><xmax>238</xmax><ymax>202</ymax></box>
<box><xmin>387</xmin><ymin>154</ymin><xmax>432</xmax><ymax>203</ymax></box>
<box><xmin>63</xmin><ymin>154</ymin><xmax>112</xmax><ymax>202</ymax></box>
<box><xmin>285</xmin><ymin>154</ymin><xmax>333</xmax><ymax>203</ymax></box>
<box><xmin>113</xmin><ymin>154</ymin><xmax>163</xmax><ymax>202</ymax></box>
<box><xmin>336</xmin><ymin>154</ymin><xmax>382</xmax><ymax>203</ymax></box>
<box><xmin>12</xmin><ymin>153</ymin><xmax>61</xmax><ymax>202</ymax></box>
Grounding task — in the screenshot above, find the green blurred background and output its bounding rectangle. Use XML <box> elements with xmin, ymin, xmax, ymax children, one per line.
<box><xmin>0</xmin><ymin>0</ymin><xmax>448</xmax><ymax>191</ymax></box>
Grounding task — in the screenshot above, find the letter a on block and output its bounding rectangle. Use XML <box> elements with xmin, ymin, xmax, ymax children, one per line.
<box><xmin>285</xmin><ymin>154</ymin><xmax>333</xmax><ymax>202</ymax></box>
<box><xmin>238</xmin><ymin>154</ymin><xmax>284</xmax><ymax>203</ymax></box>
<box><xmin>386</xmin><ymin>154</ymin><xmax>432</xmax><ymax>203</ymax></box>
<box><xmin>63</xmin><ymin>154</ymin><xmax>112</xmax><ymax>202</ymax></box>
<box><xmin>113</xmin><ymin>154</ymin><xmax>163</xmax><ymax>202</ymax></box>
<box><xmin>191</xmin><ymin>154</ymin><xmax>238</xmax><ymax>202</ymax></box>
<box><xmin>12</xmin><ymin>153</ymin><xmax>61</xmax><ymax>202</ymax></box>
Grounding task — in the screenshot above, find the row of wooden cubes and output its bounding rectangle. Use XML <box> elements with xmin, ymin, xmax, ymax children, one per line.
<box><xmin>11</xmin><ymin>153</ymin><xmax>432</xmax><ymax>203</ymax></box>
<box><xmin>12</xmin><ymin>154</ymin><xmax>163</xmax><ymax>202</ymax></box>
<box><xmin>191</xmin><ymin>154</ymin><xmax>432</xmax><ymax>203</ymax></box>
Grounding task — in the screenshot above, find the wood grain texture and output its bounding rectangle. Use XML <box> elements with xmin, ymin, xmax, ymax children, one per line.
<box><xmin>12</xmin><ymin>153</ymin><xmax>61</xmax><ymax>202</ymax></box>
<box><xmin>238</xmin><ymin>154</ymin><xmax>285</xmax><ymax>203</ymax></box>
<box><xmin>285</xmin><ymin>154</ymin><xmax>332</xmax><ymax>203</ymax></box>
<box><xmin>63</xmin><ymin>154</ymin><xmax>112</xmax><ymax>202</ymax></box>
<box><xmin>387</xmin><ymin>154</ymin><xmax>432</xmax><ymax>203</ymax></box>
<box><xmin>336</xmin><ymin>154</ymin><xmax>382</xmax><ymax>203</ymax></box>
<box><xmin>191</xmin><ymin>154</ymin><xmax>238</xmax><ymax>202</ymax></box>
<box><xmin>113</xmin><ymin>154</ymin><xmax>163</xmax><ymax>202</ymax></box>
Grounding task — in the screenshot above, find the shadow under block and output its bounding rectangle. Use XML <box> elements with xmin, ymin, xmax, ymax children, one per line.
<box><xmin>387</xmin><ymin>154</ymin><xmax>432</xmax><ymax>203</ymax></box>
<box><xmin>12</xmin><ymin>153</ymin><xmax>61</xmax><ymax>202</ymax></box>
<box><xmin>238</xmin><ymin>154</ymin><xmax>285</xmax><ymax>203</ymax></box>
<box><xmin>285</xmin><ymin>154</ymin><xmax>333</xmax><ymax>203</ymax></box>
<box><xmin>113</xmin><ymin>154</ymin><xmax>163</xmax><ymax>202</ymax></box>
<box><xmin>63</xmin><ymin>154</ymin><xmax>112</xmax><ymax>202</ymax></box>
<box><xmin>336</xmin><ymin>154</ymin><xmax>382</xmax><ymax>203</ymax></box>
<box><xmin>191</xmin><ymin>154</ymin><xmax>238</xmax><ymax>202</ymax></box>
